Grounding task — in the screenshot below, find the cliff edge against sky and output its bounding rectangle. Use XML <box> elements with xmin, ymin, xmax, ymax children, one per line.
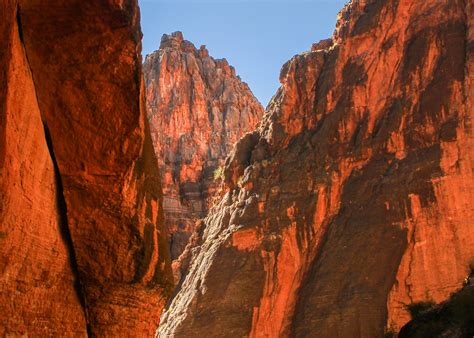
<box><xmin>144</xmin><ymin>32</ymin><xmax>263</xmax><ymax>269</ymax></box>
<box><xmin>158</xmin><ymin>0</ymin><xmax>473</xmax><ymax>336</ymax></box>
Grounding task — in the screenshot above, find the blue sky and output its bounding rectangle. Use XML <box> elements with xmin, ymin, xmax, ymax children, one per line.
<box><xmin>138</xmin><ymin>0</ymin><xmax>346</xmax><ymax>107</ymax></box>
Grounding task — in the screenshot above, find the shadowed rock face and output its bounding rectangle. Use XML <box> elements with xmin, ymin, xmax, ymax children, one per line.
<box><xmin>0</xmin><ymin>0</ymin><xmax>173</xmax><ymax>336</ymax></box>
<box><xmin>157</xmin><ymin>0</ymin><xmax>474</xmax><ymax>337</ymax></box>
<box><xmin>398</xmin><ymin>274</ymin><xmax>474</xmax><ymax>338</ymax></box>
<box><xmin>144</xmin><ymin>32</ymin><xmax>264</xmax><ymax>266</ymax></box>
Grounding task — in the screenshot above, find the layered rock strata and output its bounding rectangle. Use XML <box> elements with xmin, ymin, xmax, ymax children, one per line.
<box><xmin>0</xmin><ymin>0</ymin><xmax>173</xmax><ymax>336</ymax></box>
<box><xmin>157</xmin><ymin>0</ymin><xmax>474</xmax><ymax>337</ymax></box>
<box><xmin>144</xmin><ymin>32</ymin><xmax>264</xmax><ymax>263</ymax></box>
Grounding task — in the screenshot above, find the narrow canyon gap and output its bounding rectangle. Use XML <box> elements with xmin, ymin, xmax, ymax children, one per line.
<box><xmin>0</xmin><ymin>0</ymin><xmax>473</xmax><ymax>336</ymax></box>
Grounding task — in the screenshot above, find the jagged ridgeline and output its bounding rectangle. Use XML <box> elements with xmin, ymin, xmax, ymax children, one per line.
<box><xmin>157</xmin><ymin>0</ymin><xmax>474</xmax><ymax>337</ymax></box>
<box><xmin>143</xmin><ymin>31</ymin><xmax>264</xmax><ymax>272</ymax></box>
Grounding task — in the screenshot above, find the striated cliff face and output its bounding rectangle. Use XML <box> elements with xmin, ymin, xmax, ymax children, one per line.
<box><xmin>144</xmin><ymin>32</ymin><xmax>264</xmax><ymax>264</ymax></box>
<box><xmin>157</xmin><ymin>0</ymin><xmax>474</xmax><ymax>337</ymax></box>
<box><xmin>0</xmin><ymin>0</ymin><xmax>173</xmax><ymax>336</ymax></box>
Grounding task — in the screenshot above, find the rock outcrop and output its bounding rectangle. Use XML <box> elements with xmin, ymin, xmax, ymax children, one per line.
<box><xmin>144</xmin><ymin>32</ymin><xmax>264</xmax><ymax>264</ymax></box>
<box><xmin>0</xmin><ymin>0</ymin><xmax>173</xmax><ymax>336</ymax></box>
<box><xmin>157</xmin><ymin>0</ymin><xmax>474</xmax><ymax>337</ymax></box>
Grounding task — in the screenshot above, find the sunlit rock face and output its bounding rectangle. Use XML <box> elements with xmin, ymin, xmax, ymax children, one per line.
<box><xmin>0</xmin><ymin>0</ymin><xmax>173</xmax><ymax>336</ymax></box>
<box><xmin>157</xmin><ymin>0</ymin><xmax>474</xmax><ymax>337</ymax></box>
<box><xmin>144</xmin><ymin>32</ymin><xmax>264</xmax><ymax>268</ymax></box>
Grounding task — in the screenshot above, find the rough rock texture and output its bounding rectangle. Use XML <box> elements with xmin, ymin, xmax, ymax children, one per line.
<box><xmin>0</xmin><ymin>0</ymin><xmax>173</xmax><ymax>336</ymax></box>
<box><xmin>0</xmin><ymin>1</ymin><xmax>87</xmax><ymax>335</ymax></box>
<box><xmin>157</xmin><ymin>0</ymin><xmax>474</xmax><ymax>337</ymax></box>
<box><xmin>144</xmin><ymin>32</ymin><xmax>264</xmax><ymax>264</ymax></box>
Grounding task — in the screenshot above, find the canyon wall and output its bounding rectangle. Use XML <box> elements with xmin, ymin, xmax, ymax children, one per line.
<box><xmin>144</xmin><ymin>32</ymin><xmax>264</xmax><ymax>264</ymax></box>
<box><xmin>0</xmin><ymin>0</ymin><xmax>173</xmax><ymax>336</ymax></box>
<box><xmin>157</xmin><ymin>0</ymin><xmax>474</xmax><ymax>337</ymax></box>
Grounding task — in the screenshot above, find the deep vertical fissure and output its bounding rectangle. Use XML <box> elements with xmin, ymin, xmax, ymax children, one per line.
<box><xmin>42</xmin><ymin>123</ymin><xmax>92</xmax><ymax>337</ymax></box>
<box><xmin>16</xmin><ymin>4</ymin><xmax>24</xmax><ymax>43</ymax></box>
<box><xmin>16</xmin><ymin>4</ymin><xmax>91</xmax><ymax>335</ymax></box>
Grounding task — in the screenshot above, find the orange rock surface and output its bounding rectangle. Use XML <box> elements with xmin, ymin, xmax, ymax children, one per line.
<box><xmin>144</xmin><ymin>32</ymin><xmax>264</xmax><ymax>263</ymax></box>
<box><xmin>0</xmin><ymin>2</ymin><xmax>86</xmax><ymax>335</ymax></box>
<box><xmin>157</xmin><ymin>0</ymin><xmax>474</xmax><ymax>337</ymax></box>
<box><xmin>1</xmin><ymin>0</ymin><xmax>173</xmax><ymax>335</ymax></box>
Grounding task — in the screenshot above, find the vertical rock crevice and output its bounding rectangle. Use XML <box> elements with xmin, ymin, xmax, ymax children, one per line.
<box><xmin>12</xmin><ymin>1</ymin><xmax>174</xmax><ymax>334</ymax></box>
<box><xmin>42</xmin><ymin>123</ymin><xmax>92</xmax><ymax>336</ymax></box>
<box><xmin>3</xmin><ymin>1</ymin><xmax>173</xmax><ymax>335</ymax></box>
<box><xmin>15</xmin><ymin>5</ymin><xmax>23</xmax><ymax>44</ymax></box>
<box><xmin>16</xmin><ymin>5</ymin><xmax>91</xmax><ymax>334</ymax></box>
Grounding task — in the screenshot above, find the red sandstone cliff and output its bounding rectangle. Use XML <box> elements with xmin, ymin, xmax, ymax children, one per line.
<box><xmin>143</xmin><ymin>32</ymin><xmax>264</xmax><ymax>264</ymax></box>
<box><xmin>157</xmin><ymin>0</ymin><xmax>474</xmax><ymax>337</ymax></box>
<box><xmin>0</xmin><ymin>0</ymin><xmax>173</xmax><ymax>336</ymax></box>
